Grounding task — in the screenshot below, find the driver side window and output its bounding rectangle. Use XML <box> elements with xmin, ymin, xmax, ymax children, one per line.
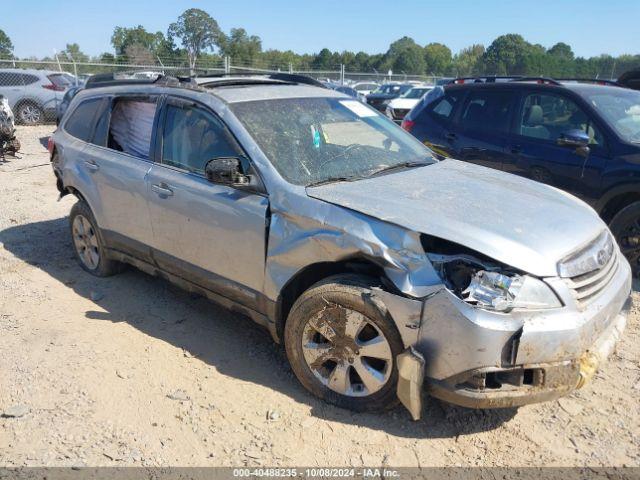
<box><xmin>161</xmin><ymin>102</ymin><xmax>238</xmax><ymax>174</ymax></box>
<box><xmin>518</xmin><ymin>93</ymin><xmax>603</xmax><ymax>145</ymax></box>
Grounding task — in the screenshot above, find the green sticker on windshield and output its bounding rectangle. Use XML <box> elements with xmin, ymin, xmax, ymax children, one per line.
<box><xmin>311</xmin><ymin>125</ymin><xmax>321</xmax><ymax>149</ymax></box>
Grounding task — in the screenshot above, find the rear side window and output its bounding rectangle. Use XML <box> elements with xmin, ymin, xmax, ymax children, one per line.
<box><xmin>64</xmin><ymin>98</ymin><xmax>103</xmax><ymax>142</ymax></box>
<box><xmin>459</xmin><ymin>90</ymin><xmax>514</xmax><ymax>133</ymax></box>
<box><xmin>428</xmin><ymin>90</ymin><xmax>463</xmax><ymax>122</ymax></box>
<box><xmin>107</xmin><ymin>98</ymin><xmax>158</xmax><ymax>159</ymax></box>
<box><xmin>0</xmin><ymin>72</ymin><xmax>38</xmax><ymax>86</ymax></box>
<box><xmin>48</xmin><ymin>74</ymin><xmax>73</xmax><ymax>89</ymax></box>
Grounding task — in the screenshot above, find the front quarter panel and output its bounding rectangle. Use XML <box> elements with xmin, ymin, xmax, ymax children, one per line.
<box><xmin>263</xmin><ymin>189</ymin><xmax>443</xmax><ymax>302</ymax></box>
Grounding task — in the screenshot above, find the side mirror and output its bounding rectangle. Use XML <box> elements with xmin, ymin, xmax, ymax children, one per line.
<box><xmin>557</xmin><ymin>129</ymin><xmax>589</xmax><ymax>148</ymax></box>
<box><xmin>205</xmin><ymin>157</ymin><xmax>250</xmax><ymax>187</ymax></box>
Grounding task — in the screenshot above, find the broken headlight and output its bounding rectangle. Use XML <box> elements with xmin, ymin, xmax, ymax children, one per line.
<box><xmin>463</xmin><ymin>270</ymin><xmax>561</xmax><ymax>311</ymax></box>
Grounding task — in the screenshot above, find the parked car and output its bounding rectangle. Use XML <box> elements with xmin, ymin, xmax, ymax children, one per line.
<box><xmin>49</xmin><ymin>73</ymin><xmax>630</xmax><ymax>419</ymax></box>
<box><xmin>402</xmin><ymin>78</ymin><xmax>640</xmax><ymax>275</ymax></box>
<box><xmin>352</xmin><ymin>82</ymin><xmax>379</xmax><ymax>97</ymax></box>
<box><xmin>365</xmin><ymin>83</ymin><xmax>413</xmax><ymax>112</ymax></box>
<box><xmin>0</xmin><ymin>68</ymin><xmax>71</xmax><ymax>125</ymax></box>
<box><xmin>323</xmin><ymin>82</ymin><xmax>363</xmax><ymax>101</ymax></box>
<box><xmin>618</xmin><ymin>69</ymin><xmax>640</xmax><ymax>90</ymax></box>
<box><xmin>56</xmin><ymin>85</ymin><xmax>83</xmax><ymax>125</ymax></box>
<box><xmin>385</xmin><ymin>85</ymin><xmax>433</xmax><ymax>123</ymax></box>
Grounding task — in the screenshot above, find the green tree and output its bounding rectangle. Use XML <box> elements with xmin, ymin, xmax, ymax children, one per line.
<box><xmin>168</xmin><ymin>8</ymin><xmax>222</xmax><ymax>69</ymax></box>
<box><xmin>384</xmin><ymin>37</ymin><xmax>425</xmax><ymax>74</ymax></box>
<box><xmin>483</xmin><ymin>34</ymin><xmax>531</xmax><ymax>75</ymax></box>
<box><xmin>424</xmin><ymin>43</ymin><xmax>452</xmax><ymax>75</ymax></box>
<box><xmin>58</xmin><ymin>43</ymin><xmax>89</xmax><ymax>63</ymax></box>
<box><xmin>111</xmin><ymin>25</ymin><xmax>165</xmax><ymax>57</ymax></box>
<box><xmin>219</xmin><ymin>28</ymin><xmax>262</xmax><ymax>65</ymax></box>
<box><xmin>312</xmin><ymin>48</ymin><xmax>335</xmax><ymax>70</ymax></box>
<box><xmin>453</xmin><ymin>44</ymin><xmax>485</xmax><ymax>76</ymax></box>
<box><xmin>0</xmin><ymin>28</ymin><xmax>13</xmax><ymax>58</ymax></box>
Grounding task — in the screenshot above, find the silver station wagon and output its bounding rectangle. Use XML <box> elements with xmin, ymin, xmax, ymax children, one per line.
<box><xmin>50</xmin><ymin>73</ymin><xmax>631</xmax><ymax>420</ymax></box>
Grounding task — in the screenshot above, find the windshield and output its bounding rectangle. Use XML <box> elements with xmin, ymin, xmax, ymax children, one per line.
<box><xmin>584</xmin><ymin>88</ymin><xmax>640</xmax><ymax>143</ymax></box>
<box><xmin>402</xmin><ymin>87</ymin><xmax>431</xmax><ymax>99</ymax></box>
<box><xmin>231</xmin><ymin>97</ymin><xmax>435</xmax><ymax>186</ymax></box>
<box><xmin>354</xmin><ymin>83</ymin><xmax>377</xmax><ymax>91</ymax></box>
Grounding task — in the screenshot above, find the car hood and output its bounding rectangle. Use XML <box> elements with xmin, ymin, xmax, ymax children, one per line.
<box><xmin>306</xmin><ymin>159</ymin><xmax>606</xmax><ymax>277</ymax></box>
<box><xmin>388</xmin><ymin>98</ymin><xmax>420</xmax><ymax>109</ymax></box>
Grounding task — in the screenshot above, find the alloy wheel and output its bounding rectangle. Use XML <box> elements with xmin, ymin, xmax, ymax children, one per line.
<box><xmin>301</xmin><ymin>306</ymin><xmax>393</xmax><ymax>397</ymax></box>
<box><xmin>20</xmin><ymin>105</ymin><xmax>41</xmax><ymax>125</ymax></box>
<box><xmin>72</xmin><ymin>214</ymin><xmax>100</xmax><ymax>270</ymax></box>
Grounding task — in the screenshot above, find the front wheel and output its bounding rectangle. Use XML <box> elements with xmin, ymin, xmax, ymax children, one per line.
<box><xmin>284</xmin><ymin>274</ymin><xmax>403</xmax><ymax>412</ymax></box>
<box><xmin>609</xmin><ymin>202</ymin><xmax>640</xmax><ymax>277</ymax></box>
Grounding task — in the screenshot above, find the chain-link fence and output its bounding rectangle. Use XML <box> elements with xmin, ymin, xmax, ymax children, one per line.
<box><xmin>0</xmin><ymin>56</ymin><xmax>439</xmax><ymax>125</ymax></box>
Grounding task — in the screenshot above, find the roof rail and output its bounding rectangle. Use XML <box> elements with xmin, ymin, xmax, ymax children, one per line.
<box><xmin>448</xmin><ymin>76</ymin><xmax>523</xmax><ymax>84</ymax></box>
<box><xmin>555</xmin><ymin>78</ymin><xmax>621</xmax><ymax>86</ymax></box>
<box><xmin>84</xmin><ymin>73</ymin><xmax>197</xmax><ymax>90</ymax></box>
<box><xmin>509</xmin><ymin>77</ymin><xmax>563</xmax><ymax>86</ymax></box>
<box><xmin>196</xmin><ymin>71</ymin><xmax>327</xmax><ymax>89</ymax></box>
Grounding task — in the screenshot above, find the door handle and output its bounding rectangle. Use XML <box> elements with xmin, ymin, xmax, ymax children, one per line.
<box><xmin>445</xmin><ymin>133</ymin><xmax>457</xmax><ymax>142</ymax></box>
<box><xmin>84</xmin><ymin>160</ymin><xmax>99</xmax><ymax>171</ymax></box>
<box><xmin>510</xmin><ymin>145</ymin><xmax>523</xmax><ymax>154</ymax></box>
<box><xmin>151</xmin><ymin>183</ymin><xmax>174</xmax><ymax>196</ymax></box>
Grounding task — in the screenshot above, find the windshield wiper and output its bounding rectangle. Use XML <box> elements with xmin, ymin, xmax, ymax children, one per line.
<box><xmin>365</xmin><ymin>160</ymin><xmax>432</xmax><ymax>178</ymax></box>
<box><xmin>306</xmin><ymin>175</ymin><xmax>364</xmax><ymax>187</ymax></box>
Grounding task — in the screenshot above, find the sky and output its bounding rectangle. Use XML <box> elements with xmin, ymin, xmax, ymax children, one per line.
<box><xmin>3</xmin><ymin>0</ymin><xmax>639</xmax><ymax>59</ymax></box>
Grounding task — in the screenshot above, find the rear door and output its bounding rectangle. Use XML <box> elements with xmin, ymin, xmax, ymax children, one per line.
<box><xmin>410</xmin><ymin>88</ymin><xmax>465</xmax><ymax>158</ymax></box>
<box><xmin>504</xmin><ymin>90</ymin><xmax>609</xmax><ymax>204</ymax></box>
<box><xmin>448</xmin><ymin>88</ymin><xmax>516</xmax><ymax>170</ymax></box>
<box><xmin>81</xmin><ymin>95</ymin><xmax>159</xmax><ymax>261</ymax></box>
<box><xmin>145</xmin><ymin>96</ymin><xmax>269</xmax><ymax>309</ymax></box>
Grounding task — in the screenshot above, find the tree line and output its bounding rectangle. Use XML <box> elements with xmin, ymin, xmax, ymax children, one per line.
<box><xmin>1</xmin><ymin>8</ymin><xmax>638</xmax><ymax>78</ymax></box>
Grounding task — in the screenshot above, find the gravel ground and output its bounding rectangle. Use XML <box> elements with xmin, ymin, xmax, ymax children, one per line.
<box><xmin>0</xmin><ymin>126</ymin><xmax>639</xmax><ymax>468</ymax></box>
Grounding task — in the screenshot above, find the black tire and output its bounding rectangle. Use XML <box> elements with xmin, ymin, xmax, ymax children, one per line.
<box><xmin>284</xmin><ymin>274</ymin><xmax>403</xmax><ymax>412</ymax></box>
<box><xmin>69</xmin><ymin>201</ymin><xmax>122</xmax><ymax>277</ymax></box>
<box><xmin>15</xmin><ymin>101</ymin><xmax>43</xmax><ymax>125</ymax></box>
<box><xmin>609</xmin><ymin>202</ymin><xmax>640</xmax><ymax>277</ymax></box>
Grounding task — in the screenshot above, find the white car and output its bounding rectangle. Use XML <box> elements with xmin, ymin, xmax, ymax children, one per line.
<box><xmin>385</xmin><ymin>85</ymin><xmax>433</xmax><ymax>123</ymax></box>
<box><xmin>352</xmin><ymin>82</ymin><xmax>379</xmax><ymax>97</ymax></box>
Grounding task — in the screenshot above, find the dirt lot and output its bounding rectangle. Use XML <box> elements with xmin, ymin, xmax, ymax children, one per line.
<box><xmin>0</xmin><ymin>126</ymin><xmax>639</xmax><ymax>468</ymax></box>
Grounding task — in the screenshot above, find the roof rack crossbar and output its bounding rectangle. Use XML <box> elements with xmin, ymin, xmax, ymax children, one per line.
<box><xmin>196</xmin><ymin>71</ymin><xmax>327</xmax><ymax>88</ymax></box>
<box><xmin>448</xmin><ymin>76</ymin><xmax>523</xmax><ymax>84</ymax></box>
<box><xmin>509</xmin><ymin>77</ymin><xmax>563</xmax><ymax>86</ymax></box>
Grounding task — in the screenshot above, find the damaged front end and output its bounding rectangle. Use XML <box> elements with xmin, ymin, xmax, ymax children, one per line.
<box><xmin>385</xmin><ymin>235</ymin><xmax>631</xmax><ymax>419</ymax></box>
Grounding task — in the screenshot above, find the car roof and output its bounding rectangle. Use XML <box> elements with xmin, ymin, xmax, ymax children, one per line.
<box><xmin>0</xmin><ymin>68</ymin><xmax>60</xmax><ymax>75</ymax></box>
<box><xmin>209</xmin><ymin>83</ymin><xmax>344</xmax><ymax>103</ymax></box>
<box><xmin>444</xmin><ymin>81</ymin><xmax>625</xmax><ymax>96</ymax></box>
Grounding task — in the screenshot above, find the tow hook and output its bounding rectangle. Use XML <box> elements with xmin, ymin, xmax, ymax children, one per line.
<box><xmin>396</xmin><ymin>347</ymin><xmax>425</xmax><ymax>421</ymax></box>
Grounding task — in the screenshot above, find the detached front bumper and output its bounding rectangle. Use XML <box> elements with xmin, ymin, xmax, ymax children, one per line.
<box><xmin>388</xmin><ymin>255</ymin><xmax>632</xmax><ymax>419</ymax></box>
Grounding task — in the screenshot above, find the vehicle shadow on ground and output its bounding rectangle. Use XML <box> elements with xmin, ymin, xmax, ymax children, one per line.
<box><xmin>39</xmin><ymin>136</ymin><xmax>49</xmax><ymax>149</ymax></box>
<box><xmin>0</xmin><ymin>217</ymin><xmax>518</xmax><ymax>439</ymax></box>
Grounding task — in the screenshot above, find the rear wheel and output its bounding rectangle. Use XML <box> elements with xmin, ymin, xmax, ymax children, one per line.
<box><xmin>609</xmin><ymin>201</ymin><xmax>640</xmax><ymax>276</ymax></box>
<box><xmin>69</xmin><ymin>201</ymin><xmax>122</xmax><ymax>277</ymax></box>
<box><xmin>16</xmin><ymin>102</ymin><xmax>43</xmax><ymax>125</ymax></box>
<box><xmin>284</xmin><ymin>274</ymin><xmax>403</xmax><ymax>412</ymax></box>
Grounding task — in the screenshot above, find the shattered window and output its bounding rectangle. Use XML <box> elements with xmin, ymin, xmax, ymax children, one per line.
<box><xmin>231</xmin><ymin>97</ymin><xmax>434</xmax><ymax>186</ymax></box>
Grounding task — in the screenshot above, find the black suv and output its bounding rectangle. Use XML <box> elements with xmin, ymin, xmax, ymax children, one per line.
<box><xmin>402</xmin><ymin>77</ymin><xmax>640</xmax><ymax>274</ymax></box>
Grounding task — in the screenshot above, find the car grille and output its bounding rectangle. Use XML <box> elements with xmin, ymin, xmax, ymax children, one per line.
<box><xmin>563</xmin><ymin>247</ymin><xmax>619</xmax><ymax>308</ymax></box>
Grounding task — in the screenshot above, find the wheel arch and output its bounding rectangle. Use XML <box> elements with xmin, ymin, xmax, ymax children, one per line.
<box><xmin>274</xmin><ymin>258</ymin><xmax>396</xmax><ymax>343</ymax></box>
<box><xmin>599</xmin><ymin>190</ymin><xmax>640</xmax><ymax>224</ymax></box>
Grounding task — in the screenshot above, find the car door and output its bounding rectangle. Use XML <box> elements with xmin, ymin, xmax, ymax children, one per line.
<box><xmin>145</xmin><ymin>96</ymin><xmax>269</xmax><ymax>309</ymax></box>
<box><xmin>504</xmin><ymin>90</ymin><xmax>609</xmax><ymax>204</ymax></box>
<box><xmin>410</xmin><ymin>88</ymin><xmax>465</xmax><ymax>158</ymax></box>
<box><xmin>81</xmin><ymin>95</ymin><xmax>159</xmax><ymax>261</ymax></box>
<box><xmin>448</xmin><ymin>88</ymin><xmax>516</xmax><ymax>170</ymax></box>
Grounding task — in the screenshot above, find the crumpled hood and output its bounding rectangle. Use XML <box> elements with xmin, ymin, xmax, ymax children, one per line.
<box><xmin>307</xmin><ymin>159</ymin><xmax>606</xmax><ymax>277</ymax></box>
